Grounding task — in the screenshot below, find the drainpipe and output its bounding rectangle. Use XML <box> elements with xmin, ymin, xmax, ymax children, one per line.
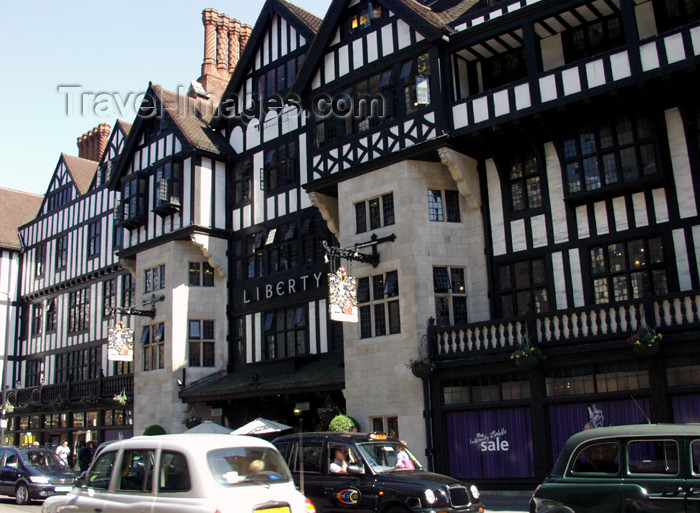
<box><xmin>424</xmin><ymin>318</ymin><xmax>437</xmax><ymax>472</ymax></box>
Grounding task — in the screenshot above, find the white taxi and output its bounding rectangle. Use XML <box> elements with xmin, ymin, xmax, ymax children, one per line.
<box><xmin>41</xmin><ymin>433</ymin><xmax>315</xmax><ymax>513</ymax></box>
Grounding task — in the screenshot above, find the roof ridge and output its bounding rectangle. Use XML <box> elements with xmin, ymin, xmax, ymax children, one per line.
<box><xmin>0</xmin><ymin>186</ymin><xmax>43</xmax><ymax>197</ymax></box>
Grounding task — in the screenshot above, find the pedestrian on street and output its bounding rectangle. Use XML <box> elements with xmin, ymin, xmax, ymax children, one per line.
<box><xmin>56</xmin><ymin>441</ymin><xmax>70</xmax><ymax>466</ymax></box>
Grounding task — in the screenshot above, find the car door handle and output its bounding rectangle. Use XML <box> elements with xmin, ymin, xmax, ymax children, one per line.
<box><xmin>664</xmin><ymin>487</ymin><xmax>683</xmax><ymax>495</ymax></box>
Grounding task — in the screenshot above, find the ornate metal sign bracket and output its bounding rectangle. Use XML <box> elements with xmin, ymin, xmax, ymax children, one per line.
<box><xmin>323</xmin><ymin>233</ymin><xmax>397</xmax><ymax>268</ymax></box>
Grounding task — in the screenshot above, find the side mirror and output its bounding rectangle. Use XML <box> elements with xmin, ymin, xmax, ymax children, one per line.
<box><xmin>74</xmin><ymin>474</ymin><xmax>86</xmax><ymax>488</ymax></box>
<box><xmin>347</xmin><ymin>464</ymin><xmax>365</xmax><ymax>475</ymax></box>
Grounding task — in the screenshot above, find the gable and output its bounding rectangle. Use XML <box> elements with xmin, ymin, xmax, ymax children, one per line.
<box><xmin>40</xmin><ymin>157</ymin><xmax>79</xmax><ymax>216</ymax></box>
<box><xmin>213</xmin><ymin>0</ymin><xmax>321</xmax><ymax>127</ymax></box>
<box><xmin>292</xmin><ymin>0</ymin><xmax>446</xmax><ymax>95</ymax></box>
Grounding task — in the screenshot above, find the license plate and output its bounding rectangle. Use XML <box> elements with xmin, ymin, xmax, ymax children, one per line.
<box><xmin>55</xmin><ymin>486</ymin><xmax>72</xmax><ymax>492</ymax></box>
<box><xmin>255</xmin><ymin>508</ymin><xmax>290</xmax><ymax>513</ymax></box>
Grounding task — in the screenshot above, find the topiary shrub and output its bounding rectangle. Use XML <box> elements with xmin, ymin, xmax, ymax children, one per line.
<box><xmin>143</xmin><ymin>424</ymin><xmax>166</xmax><ymax>436</ymax></box>
<box><xmin>328</xmin><ymin>414</ymin><xmax>359</xmax><ymax>432</ymax></box>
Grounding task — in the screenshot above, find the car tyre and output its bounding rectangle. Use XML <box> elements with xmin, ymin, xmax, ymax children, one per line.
<box><xmin>385</xmin><ymin>506</ymin><xmax>409</xmax><ymax>513</ymax></box>
<box><xmin>15</xmin><ymin>483</ymin><xmax>31</xmax><ymax>505</ymax></box>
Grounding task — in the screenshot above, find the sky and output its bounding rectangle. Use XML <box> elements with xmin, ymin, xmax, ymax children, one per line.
<box><xmin>0</xmin><ymin>0</ymin><xmax>331</xmax><ymax>196</ymax></box>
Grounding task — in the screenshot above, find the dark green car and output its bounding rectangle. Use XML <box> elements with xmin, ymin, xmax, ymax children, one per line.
<box><xmin>530</xmin><ymin>424</ymin><xmax>700</xmax><ymax>513</ymax></box>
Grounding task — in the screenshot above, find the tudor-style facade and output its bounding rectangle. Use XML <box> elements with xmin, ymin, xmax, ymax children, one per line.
<box><xmin>182</xmin><ymin>0</ymin><xmax>346</xmax><ymax>430</ymax></box>
<box><xmin>107</xmin><ymin>83</ymin><xmax>234</xmax><ymax>435</ymax></box>
<box><xmin>10</xmin><ymin>122</ymin><xmax>134</xmax><ymax>456</ymax></box>
<box><xmin>287</xmin><ymin>0</ymin><xmax>700</xmax><ymax>487</ymax></box>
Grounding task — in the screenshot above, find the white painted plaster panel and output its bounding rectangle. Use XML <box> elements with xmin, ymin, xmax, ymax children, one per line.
<box><xmin>610</xmin><ymin>52</ymin><xmax>631</xmax><ymax>80</ymax></box>
<box><xmin>612</xmin><ymin>196</ymin><xmax>628</xmax><ymax>232</ymax></box>
<box><xmin>514</xmin><ymin>83</ymin><xmax>531</xmax><ymax>110</ymax></box>
<box><xmin>594</xmin><ymin>201</ymin><xmax>609</xmax><ymax>235</ymax></box>
<box><xmin>397</xmin><ymin>19</ymin><xmax>411</xmax><ymax>49</ymax></box>
<box><xmin>452</xmin><ymin>103</ymin><xmax>469</xmax><ymax>129</ymax></box>
<box><xmin>267</xmin><ymin>195</ymin><xmax>276</xmax><ymax>221</ymax></box>
<box><xmin>632</xmin><ymin>192</ymin><xmax>649</xmax><ymax>228</ymax></box>
<box><xmin>664</xmin><ymin>33</ymin><xmax>686</xmax><ymax>63</ymax></box>
<box><xmin>510</xmin><ymin>219</ymin><xmax>527</xmax><ymax>252</ymax></box>
<box><xmin>585</xmin><ymin>59</ymin><xmax>606</xmax><ymax>87</ymax></box>
<box><xmin>473</xmin><ymin>97</ymin><xmax>489</xmax><ymax>123</ymax></box>
<box><xmin>367</xmin><ymin>31</ymin><xmax>378</xmax><ymax>62</ymax></box>
<box><xmin>640</xmin><ymin>42</ymin><xmax>660</xmax><ymax>71</ymax></box>
<box><xmin>309</xmin><ymin>302</ymin><xmax>318</xmax><ymax>354</ymax></box>
<box><xmin>562</xmin><ymin>67</ymin><xmax>582</xmax><ymax>95</ymax></box>
<box><xmin>493</xmin><ymin>90</ymin><xmax>510</xmax><ymax>117</ymax></box>
<box><xmin>487</xmin><ymin>159</ymin><xmax>506</xmax><ymax>255</ymax></box>
<box><xmin>545</xmin><ymin>142</ymin><xmax>568</xmax><ymax>243</ymax></box>
<box><xmin>569</xmin><ymin>248</ymin><xmax>585</xmax><ymax>307</ymax></box>
<box><xmin>673</xmin><ymin>228</ymin><xmax>692</xmax><ymax>291</ymax></box>
<box><xmin>653</xmin><ymin>188</ymin><xmax>669</xmax><ymax>223</ymax></box>
<box><xmin>338</xmin><ymin>45</ymin><xmax>350</xmax><ymax>76</ymax></box>
<box><xmin>552</xmin><ymin>251</ymin><xmax>568</xmax><ymax>310</ymax></box>
<box><xmin>324</xmin><ymin>51</ymin><xmax>336</xmax><ymax>84</ymax></box>
<box><xmin>381</xmin><ymin>24</ymin><xmax>394</xmax><ymax>57</ymax></box>
<box><xmin>539</xmin><ymin>74</ymin><xmax>558</xmax><ymax>102</ymax></box>
<box><xmin>666</xmin><ymin>108</ymin><xmax>697</xmax><ymax>218</ymax></box>
<box><xmin>353</xmin><ymin>38</ymin><xmax>364</xmax><ymax>70</ymax></box>
<box><xmin>528</xmin><ymin>213</ymin><xmax>548</xmax><ymax>250</ymax></box>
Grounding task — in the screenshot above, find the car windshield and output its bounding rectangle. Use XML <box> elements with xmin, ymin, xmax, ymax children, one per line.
<box><xmin>356</xmin><ymin>442</ymin><xmax>422</xmax><ymax>473</ymax></box>
<box><xmin>24</xmin><ymin>450</ymin><xmax>66</xmax><ymax>468</ymax></box>
<box><xmin>207</xmin><ymin>447</ymin><xmax>291</xmax><ymax>485</ymax></box>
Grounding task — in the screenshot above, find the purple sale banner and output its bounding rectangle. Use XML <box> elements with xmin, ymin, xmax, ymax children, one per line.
<box><xmin>446</xmin><ymin>407</ymin><xmax>534</xmax><ymax>479</ymax></box>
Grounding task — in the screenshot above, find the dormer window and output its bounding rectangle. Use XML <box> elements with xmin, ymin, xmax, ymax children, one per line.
<box><xmin>153</xmin><ymin>160</ymin><xmax>182</xmax><ymax>216</ymax></box>
<box><xmin>119</xmin><ymin>173</ymin><xmax>148</xmax><ymax>229</ymax></box>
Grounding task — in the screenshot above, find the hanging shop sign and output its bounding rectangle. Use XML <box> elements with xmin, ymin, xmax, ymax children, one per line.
<box><xmin>108</xmin><ymin>322</ymin><xmax>134</xmax><ymax>361</ymax></box>
<box><xmin>328</xmin><ymin>267</ymin><xmax>358</xmax><ymax>323</ymax></box>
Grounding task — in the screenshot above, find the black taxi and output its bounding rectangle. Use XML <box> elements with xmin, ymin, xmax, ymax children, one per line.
<box><xmin>530</xmin><ymin>424</ymin><xmax>700</xmax><ymax>513</ymax></box>
<box><xmin>273</xmin><ymin>431</ymin><xmax>484</xmax><ymax>513</ymax></box>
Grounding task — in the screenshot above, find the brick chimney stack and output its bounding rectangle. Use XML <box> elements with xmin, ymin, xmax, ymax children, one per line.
<box><xmin>77</xmin><ymin>123</ymin><xmax>111</xmax><ymax>162</ymax></box>
<box><xmin>196</xmin><ymin>8</ymin><xmax>252</xmax><ymax>103</ymax></box>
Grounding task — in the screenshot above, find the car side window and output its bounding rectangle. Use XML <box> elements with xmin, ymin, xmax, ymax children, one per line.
<box><xmin>5</xmin><ymin>451</ymin><xmax>19</xmax><ymax>467</ymax></box>
<box><xmin>158</xmin><ymin>451</ymin><xmax>190</xmax><ymax>493</ymax></box>
<box><xmin>88</xmin><ymin>451</ymin><xmax>117</xmax><ymax>490</ymax></box>
<box><xmin>628</xmin><ymin>439</ymin><xmax>679</xmax><ymax>475</ymax></box>
<box><xmin>117</xmin><ymin>449</ymin><xmax>155</xmax><ymax>493</ymax></box>
<box><xmin>285</xmin><ymin>441</ymin><xmax>323</xmax><ymax>473</ymax></box>
<box><xmin>571</xmin><ymin>442</ymin><xmax>620</xmax><ymax>474</ymax></box>
<box><xmin>691</xmin><ymin>440</ymin><xmax>700</xmax><ymax>475</ymax></box>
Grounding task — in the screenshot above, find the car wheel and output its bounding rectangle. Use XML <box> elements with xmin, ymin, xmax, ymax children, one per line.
<box><xmin>15</xmin><ymin>483</ymin><xmax>31</xmax><ymax>505</ymax></box>
<box><xmin>385</xmin><ymin>506</ymin><xmax>409</xmax><ymax>513</ymax></box>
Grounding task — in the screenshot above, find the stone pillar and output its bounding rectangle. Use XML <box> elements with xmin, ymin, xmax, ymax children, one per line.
<box><xmin>201</xmin><ymin>8</ymin><xmax>218</xmax><ymax>77</ymax></box>
<box><xmin>216</xmin><ymin>13</ymin><xmax>230</xmax><ymax>77</ymax></box>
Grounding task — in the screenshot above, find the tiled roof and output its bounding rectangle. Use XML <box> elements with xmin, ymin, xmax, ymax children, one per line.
<box><xmin>0</xmin><ymin>188</ymin><xmax>43</xmax><ymax>250</ymax></box>
<box><xmin>280</xmin><ymin>0</ymin><xmax>323</xmax><ymax>33</ymax></box>
<box><xmin>153</xmin><ymin>85</ymin><xmax>233</xmax><ymax>157</ymax></box>
<box><xmin>401</xmin><ymin>0</ymin><xmax>480</xmax><ymax>28</ymax></box>
<box><xmin>62</xmin><ymin>153</ymin><xmax>98</xmax><ymax>196</ymax></box>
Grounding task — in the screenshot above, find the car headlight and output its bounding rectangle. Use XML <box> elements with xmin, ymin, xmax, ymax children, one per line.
<box><xmin>470</xmin><ymin>484</ymin><xmax>480</xmax><ymax>501</ymax></box>
<box><xmin>30</xmin><ymin>475</ymin><xmax>50</xmax><ymax>484</ymax></box>
<box><xmin>424</xmin><ymin>489</ymin><xmax>437</xmax><ymax>504</ymax></box>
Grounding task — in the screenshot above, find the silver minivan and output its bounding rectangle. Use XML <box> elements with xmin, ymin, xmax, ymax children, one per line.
<box><xmin>41</xmin><ymin>433</ymin><xmax>315</xmax><ymax>513</ymax></box>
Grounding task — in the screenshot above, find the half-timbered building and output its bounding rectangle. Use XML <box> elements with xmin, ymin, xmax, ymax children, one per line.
<box><xmin>106</xmin><ymin>82</ymin><xmax>235</xmax><ymax>434</ymax></box>
<box><xmin>286</xmin><ymin>0</ymin><xmax>700</xmax><ymax>487</ymax></box>
<box><xmin>0</xmin><ymin>188</ymin><xmax>43</xmax><ymax>411</ymax></box>
<box><xmin>11</xmin><ymin>121</ymin><xmax>134</xmax><ymax>456</ymax></box>
<box><xmin>183</xmin><ymin>0</ymin><xmax>347</xmax><ymax>430</ymax></box>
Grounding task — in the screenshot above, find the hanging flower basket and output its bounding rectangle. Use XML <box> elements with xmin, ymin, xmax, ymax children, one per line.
<box><xmin>317</xmin><ymin>406</ymin><xmax>339</xmax><ymax>424</ymax></box>
<box><xmin>628</xmin><ymin>326</ymin><xmax>662</xmax><ymax>357</ymax></box>
<box><xmin>51</xmin><ymin>396</ymin><xmax>70</xmax><ymax>411</ymax></box>
<box><xmin>80</xmin><ymin>395</ymin><xmax>100</xmax><ymax>408</ymax></box>
<box><xmin>406</xmin><ymin>358</ymin><xmax>436</xmax><ymax>379</ymax></box>
<box><xmin>510</xmin><ymin>346</ymin><xmax>546</xmax><ymax>369</ymax></box>
<box><xmin>113</xmin><ymin>391</ymin><xmax>132</xmax><ymax>407</ymax></box>
<box><xmin>184</xmin><ymin>416</ymin><xmax>201</xmax><ymax>429</ymax></box>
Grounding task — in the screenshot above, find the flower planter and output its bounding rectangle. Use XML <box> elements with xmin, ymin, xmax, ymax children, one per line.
<box><xmin>513</xmin><ymin>353</ymin><xmax>540</xmax><ymax>370</ymax></box>
<box><xmin>631</xmin><ymin>339</ymin><xmax>660</xmax><ymax>357</ymax></box>
<box><xmin>411</xmin><ymin>364</ymin><xmax>434</xmax><ymax>379</ymax></box>
<box><xmin>184</xmin><ymin>418</ymin><xmax>201</xmax><ymax>429</ymax></box>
